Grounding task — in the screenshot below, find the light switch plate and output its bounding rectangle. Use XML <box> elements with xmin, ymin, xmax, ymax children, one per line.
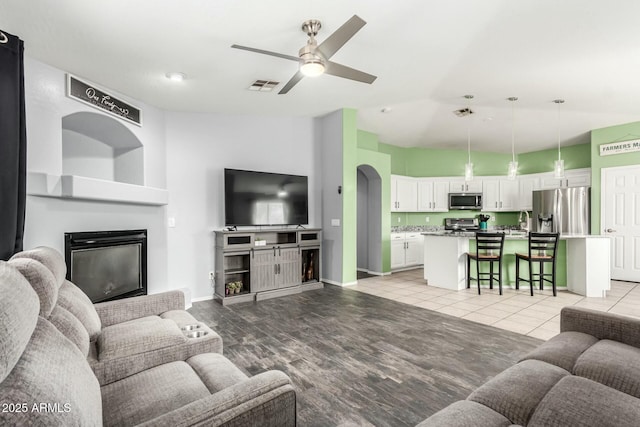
<box><xmin>168</xmin><ymin>217</ymin><xmax>176</xmax><ymax>228</ymax></box>
<box><xmin>331</xmin><ymin>219</ymin><xmax>340</xmax><ymax>226</ymax></box>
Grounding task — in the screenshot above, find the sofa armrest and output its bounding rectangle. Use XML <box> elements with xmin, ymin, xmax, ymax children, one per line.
<box><xmin>94</xmin><ymin>290</ymin><xmax>185</xmax><ymax>327</ymax></box>
<box><xmin>561</xmin><ymin>306</ymin><xmax>640</xmax><ymax>349</ymax></box>
<box><xmin>138</xmin><ymin>370</ymin><xmax>296</xmax><ymax>427</ymax></box>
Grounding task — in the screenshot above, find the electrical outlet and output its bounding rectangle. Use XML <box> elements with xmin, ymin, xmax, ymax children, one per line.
<box><xmin>397</xmin><ymin>217</ymin><xmax>401</xmax><ymax>223</ymax></box>
<box><xmin>425</xmin><ymin>216</ymin><xmax>430</xmax><ymax>223</ymax></box>
<box><xmin>490</xmin><ymin>216</ymin><xmax>495</xmax><ymax>222</ymax></box>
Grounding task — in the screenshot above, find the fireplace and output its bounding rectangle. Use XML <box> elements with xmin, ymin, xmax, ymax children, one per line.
<box><xmin>64</xmin><ymin>229</ymin><xmax>147</xmax><ymax>303</ymax></box>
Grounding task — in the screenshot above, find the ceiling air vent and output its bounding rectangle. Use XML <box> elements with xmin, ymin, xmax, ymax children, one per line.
<box><xmin>248</xmin><ymin>80</ymin><xmax>280</xmax><ymax>92</ymax></box>
<box><xmin>453</xmin><ymin>107</ymin><xmax>474</xmax><ymax>117</ymax></box>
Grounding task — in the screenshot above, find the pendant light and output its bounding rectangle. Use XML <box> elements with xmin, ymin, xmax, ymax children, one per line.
<box><xmin>553</xmin><ymin>99</ymin><xmax>565</xmax><ymax>178</ymax></box>
<box><xmin>507</xmin><ymin>96</ymin><xmax>518</xmax><ymax>180</ymax></box>
<box><xmin>464</xmin><ymin>95</ymin><xmax>474</xmax><ymax>181</ymax></box>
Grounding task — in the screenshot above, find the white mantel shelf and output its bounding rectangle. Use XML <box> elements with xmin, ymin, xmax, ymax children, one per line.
<box><xmin>27</xmin><ymin>172</ymin><xmax>169</xmax><ymax>206</ymax></box>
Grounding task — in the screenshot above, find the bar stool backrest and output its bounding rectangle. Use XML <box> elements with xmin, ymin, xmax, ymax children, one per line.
<box><xmin>528</xmin><ymin>232</ymin><xmax>560</xmax><ymax>258</ymax></box>
<box><xmin>475</xmin><ymin>232</ymin><xmax>506</xmax><ymax>257</ymax></box>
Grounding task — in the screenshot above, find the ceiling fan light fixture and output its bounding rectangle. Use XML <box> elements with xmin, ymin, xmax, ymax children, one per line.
<box><xmin>300</xmin><ymin>59</ymin><xmax>325</xmax><ymax>77</ymax></box>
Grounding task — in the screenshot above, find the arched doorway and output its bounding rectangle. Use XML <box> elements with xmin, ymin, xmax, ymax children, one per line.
<box><xmin>357</xmin><ymin>164</ymin><xmax>382</xmax><ymax>277</ymax></box>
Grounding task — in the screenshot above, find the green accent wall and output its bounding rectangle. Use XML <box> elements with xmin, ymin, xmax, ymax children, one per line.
<box><xmin>518</xmin><ymin>143</ymin><xmax>591</xmax><ymax>174</ymax></box>
<box><xmin>377</xmin><ymin>141</ymin><xmax>590</xmax><ymax>177</ymax></box>
<box><xmin>342</xmin><ymin>109</ymin><xmax>358</xmax><ymax>284</ymax></box>
<box><xmin>590</xmin><ymin>121</ymin><xmax>640</xmax><ymax>234</ymax></box>
<box><xmin>393</xmin><ymin>211</ymin><xmax>519</xmax><ymax>227</ymax></box>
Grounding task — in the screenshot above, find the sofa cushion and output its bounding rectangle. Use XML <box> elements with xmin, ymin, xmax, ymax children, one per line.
<box><xmin>57</xmin><ymin>280</ymin><xmax>102</xmax><ymax>340</ymax></box>
<box><xmin>8</xmin><ymin>257</ymin><xmax>59</xmax><ymax>317</ymax></box>
<box><xmin>98</xmin><ymin>316</ymin><xmax>186</xmax><ymax>360</ymax></box>
<box><xmin>519</xmin><ymin>331</ymin><xmax>598</xmax><ymax>372</ymax></box>
<box><xmin>416</xmin><ymin>400</ymin><xmax>513</xmax><ymax>427</ymax></box>
<box><xmin>49</xmin><ymin>305</ymin><xmax>90</xmax><ymax>356</ymax></box>
<box><xmin>101</xmin><ymin>360</ymin><xmax>211</xmax><ymax>427</ymax></box>
<box><xmin>0</xmin><ymin>262</ymin><xmax>40</xmax><ymax>383</ymax></box>
<box><xmin>188</xmin><ymin>353</ymin><xmax>249</xmax><ymax>393</ymax></box>
<box><xmin>574</xmin><ymin>339</ymin><xmax>640</xmax><ymax>398</ymax></box>
<box><xmin>10</xmin><ymin>246</ymin><xmax>67</xmax><ymax>287</ymax></box>
<box><xmin>467</xmin><ymin>359</ymin><xmax>569</xmax><ymax>425</ymax></box>
<box><xmin>528</xmin><ymin>375</ymin><xmax>640</xmax><ymax>427</ymax></box>
<box><xmin>0</xmin><ymin>317</ymin><xmax>102</xmax><ymax>426</ymax></box>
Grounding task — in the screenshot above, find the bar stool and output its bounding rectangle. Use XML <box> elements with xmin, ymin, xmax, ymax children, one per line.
<box><xmin>515</xmin><ymin>232</ymin><xmax>560</xmax><ymax>296</ymax></box>
<box><xmin>466</xmin><ymin>232</ymin><xmax>506</xmax><ymax>295</ymax></box>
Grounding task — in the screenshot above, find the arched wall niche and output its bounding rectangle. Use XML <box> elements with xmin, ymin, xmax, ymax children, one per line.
<box><xmin>62</xmin><ymin>111</ymin><xmax>144</xmax><ymax>185</ymax></box>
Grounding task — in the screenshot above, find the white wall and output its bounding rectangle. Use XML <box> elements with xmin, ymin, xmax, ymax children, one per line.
<box><xmin>165</xmin><ymin>112</ymin><xmax>319</xmax><ymax>300</ymax></box>
<box><xmin>317</xmin><ymin>110</ymin><xmax>344</xmax><ymax>284</ymax></box>
<box><xmin>22</xmin><ymin>57</ymin><xmax>170</xmax><ymax>293</ymax></box>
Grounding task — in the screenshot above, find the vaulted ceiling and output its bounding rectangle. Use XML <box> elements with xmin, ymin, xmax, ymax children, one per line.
<box><xmin>2</xmin><ymin>0</ymin><xmax>639</xmax><ymax>153</ymax></box>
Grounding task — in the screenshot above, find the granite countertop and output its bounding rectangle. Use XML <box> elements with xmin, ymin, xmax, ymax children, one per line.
<box><xmin>421</xmin><ymin>231</ymin><xmax>604</xmax><ymax>240</ymax></box>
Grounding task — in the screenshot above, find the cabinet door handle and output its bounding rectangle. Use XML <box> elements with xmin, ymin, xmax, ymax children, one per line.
<box><xmin>500</xmin><ymin>201</ymin><xmax>503</xmax><ymax>208</ymax></box>
<box><xmin>495</xmin><ymin>202</ymin><xmax>498</xmax><ymax>208</ymax></box>
<box><xmin>251</xmin><ymin>248</ymin><xmax>254</xmax><ymax>258</ymax></box>
<box><xmin>274</xmin><ymin>264</ymin><xmax>277</xmax><ymax>274</ymax></box>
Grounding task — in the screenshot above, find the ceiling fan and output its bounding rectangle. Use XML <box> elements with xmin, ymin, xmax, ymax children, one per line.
<box><xmin>231</xmin><ymin>15</ymin><xmax>377</xmax><ymax>94</ymax></box>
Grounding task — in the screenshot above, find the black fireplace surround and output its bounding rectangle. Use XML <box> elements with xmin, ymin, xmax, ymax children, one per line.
<box><xmin>64</xmin><ymin>229</ymin><xmax>147</xmax><ymax>303</ymax></box>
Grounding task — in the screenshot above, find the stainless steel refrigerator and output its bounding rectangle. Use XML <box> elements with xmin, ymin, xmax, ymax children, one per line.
<box><xmin>532</xmin><ymin>187</ymin><xmax>591</xmax><ymax>235</ymax></box>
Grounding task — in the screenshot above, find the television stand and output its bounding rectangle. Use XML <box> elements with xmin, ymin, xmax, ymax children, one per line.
<box><xmin>213</xmin><ymin>228</ymin><xmax>323</xmax><ymax>305</ymax></box>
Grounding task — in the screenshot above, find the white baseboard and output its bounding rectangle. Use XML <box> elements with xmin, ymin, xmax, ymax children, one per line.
<box><xmin>191</xmin><ymin>295</ymin><xmax>214</xmax><ymax>303</ymax></box>
<box><xmin>322</xmin><ymin>278</ymin><xmax>358</xmax><ymax>287</ymax></box>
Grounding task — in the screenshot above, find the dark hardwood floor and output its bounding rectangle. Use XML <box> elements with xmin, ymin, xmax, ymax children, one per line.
<box><xmin>189</xmin><ymin>285</ymin><xmax>541</xmax><ymax>426</ymax></box>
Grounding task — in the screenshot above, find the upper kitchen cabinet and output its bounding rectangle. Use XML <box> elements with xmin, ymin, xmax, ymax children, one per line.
<box><xmin>449</xmin><ymin>179</ymin><xmax>483</xmax><ymax>193</ymax></box>
<box><xmin>391</xmin><ymin>175</ymin><xmax>418</xmax><ymax>212</ymax></box>
<box><xmin>539</xmin><ymin>168</ymin><xmax>591</xmax><ymax>189</ymax></box>
<box><xmin>518</xmin><ymin>175</ymin><xmax>540</xmax><ymax>211</ymax></box>
<box><xmin>483</xmin><ymin>178</ymin><xmax>519</xmax><ymax>211</ymax></box>
<box><xmin>417</xmin><ymin>179</ymin><xmax>449</xmax><ymax>212</ymax></box>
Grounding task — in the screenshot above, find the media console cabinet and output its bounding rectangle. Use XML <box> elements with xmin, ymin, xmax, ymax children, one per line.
<box><xmin>214</xmin><ymin>228</ymin><xmax>323</xmax><ymax>305</ymax></box>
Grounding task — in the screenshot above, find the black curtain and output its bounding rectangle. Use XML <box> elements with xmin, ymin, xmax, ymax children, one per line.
<box><xmin>0</xmin><ymin>30</ymin><xmax>26</xmax><ymax>261</ymax></box>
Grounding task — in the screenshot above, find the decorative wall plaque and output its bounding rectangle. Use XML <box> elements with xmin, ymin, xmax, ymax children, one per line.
<box><xmin>599</xmin><ymin>139</ymin><xmax>640</xmax><ymax>156</ymax></box>
<box><xmin>66</xmin><ymin>74</ymin><xmax>142</xmax><ymax>126</ymax></box>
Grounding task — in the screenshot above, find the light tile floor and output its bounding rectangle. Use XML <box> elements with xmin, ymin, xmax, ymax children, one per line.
<box><xmin>347</xmin><ymin>268</ymin><xmax>640</xmax><ymax>340</ymax></box>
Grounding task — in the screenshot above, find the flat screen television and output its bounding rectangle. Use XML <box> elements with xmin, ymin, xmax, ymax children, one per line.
<box><xmin>224</xmin><ymin>168</ymin><xmax>309</xmax><ymax>226</ymax></box>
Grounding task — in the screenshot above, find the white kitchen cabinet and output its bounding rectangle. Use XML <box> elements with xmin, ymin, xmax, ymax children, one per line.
<box><xmin>391</xmin><ymin>232</ymin><xmax>424</xmax><ymax>269</ymax></box>
<box><xmin>482</xmin><ymin>179</ymin><xmax>519</xmax><ymax>211</ymax></box>
<box><xmin>518</xmin><ymin>176</ymin><xmax>540</xmax><ymax>210</ymax></box>
<box><xmin>391</xmin><ymin>175</ymin><xmax>418</xmax><ymax>212</ymax></box>
<box><xmin>449</xmin><ymin>179</ymin><xmax>483</xmax><ymax>193</ymax></box>
<box><xmin>539</xmin><ymin>168</ymin><xmax>591</xmax><ymax>189</ymax></box>
<box><xmin>417</xmin><ymin>179</ymin><xmax>449</xmax><ymax>212</ymax></box>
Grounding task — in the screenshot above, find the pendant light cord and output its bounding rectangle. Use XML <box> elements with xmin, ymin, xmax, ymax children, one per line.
<box><xmin>509</xmin><ymin>97</ymin><xmax>517</xmax><ymax>163</ymax></box>
<box><xmin>555</xmin><ymin>99</ymin><xmax>564</xmax><ymax>161</ymax></box>
<box><xmin>465</xmin><ymin>95</ymin><xmax>473</xmax><ymax>163</ymax></box>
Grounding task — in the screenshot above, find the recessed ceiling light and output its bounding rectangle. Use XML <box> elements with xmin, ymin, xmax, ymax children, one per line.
<box><xmin>165</xmin><ymin>72</ymin><xmax>186</xmax><ymax>82</ymax></box>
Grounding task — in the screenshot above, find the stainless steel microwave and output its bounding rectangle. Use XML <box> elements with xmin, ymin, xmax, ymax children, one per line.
<box><xmin>448</xmin><ymin>193</ymin><xmax>483</xmax><ymax>210</ymax></box>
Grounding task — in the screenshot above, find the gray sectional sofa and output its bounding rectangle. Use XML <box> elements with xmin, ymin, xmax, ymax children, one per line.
<box><xmin>418</xmin><ymin>306</ymin><xmax>640</xmax><ymax>427</ymax></box>
<box><xmin>0</xmin><ymin>247</ymin><xmax>297</xmax><ymax>426</ymax></box>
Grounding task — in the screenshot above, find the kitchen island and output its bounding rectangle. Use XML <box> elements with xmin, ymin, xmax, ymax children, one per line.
<box><xmin>422</xmin><ymin>231</ymin><xmax>610</xmax><ymax>297</ymax></box>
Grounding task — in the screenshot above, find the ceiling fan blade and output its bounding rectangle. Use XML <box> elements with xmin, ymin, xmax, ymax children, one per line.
<box><xmin>231</xmin><ymin>44</ymin><xmax>301</xmax><ymax>62</ymax></box>
<box><xmin>279</xmin><ymin>71</ymin><xmax>305</xmax><ymax>94</ymax></box>
<box><xmin>325</xmin><ymin>61</ymin><xmax>377</xmax><ymax>84</ymax></box>
<box><xmin>316</xmin><ymin>15</ymin><xmax>366</xmax><ymax>59</ymax></box>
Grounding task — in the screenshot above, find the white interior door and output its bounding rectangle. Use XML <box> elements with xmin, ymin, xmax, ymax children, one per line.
<box><xmin>602</xmin><ymin>165</ymin><xmax>640</xmax><ymax>281</ymax></box>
